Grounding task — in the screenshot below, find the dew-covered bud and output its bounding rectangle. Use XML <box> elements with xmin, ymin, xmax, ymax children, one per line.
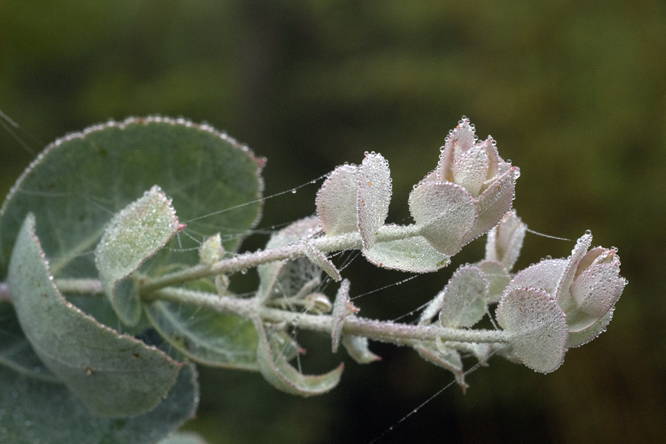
<box><xmin>498</xmin><ymin>232</ymin><xmax>627</xmax><ymax>371</ymax></box>
<box><xmin>476</xmin><ymin>211</ymin><xmax>527</xmax><ymax>302</ymax></box>
<box><xmin>484</xmin><ymin>210</ymin><xmax>526</xmax><ymax>272</ymax></box>
<box><xmin>304</xmin><ymin>292</ymin><xmax>333</xmax><ymax>314</ymax></box>
<box><xmin>199</xmin><ymin>233</ymin><xmax>225</xmax><ymax>265</ymax></box>
<box><xmin>409</xmin><ymin>117</ymin><xmax>520</xmax><ymax>256</ymax></box>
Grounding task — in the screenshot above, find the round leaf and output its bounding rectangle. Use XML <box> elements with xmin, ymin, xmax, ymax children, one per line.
<box><xmin>8</xmin><ymin>214</ymin><xmax>181</xmax><ymax>417</ymax></box>
<box><xmin>408</xmin><ymin>181</ymin><xmax>476</xmax><ymax>255</ymax></box>
<box><xmin>497</xmin><ymin>287</ymin><xmax>568</xmax><ymax>374</ymax></box>
<box><xmin>95</xmin><ymin>185</ymin><xmax>182</xmax><ymax>326</ymax></box>
<box><xmin>439</xmin><ymin>265</ymin><xmax>489</xmax><ymax>329</ymax></box>
<box><xmin>357</xmin><ymin>153</ymin><xmax>392</xmax><ymax>249</ymax></box>
<box><xmin>0</xmin><ymin>117</ymin><xmax>264</xmax><ymax>281</ymax></box>
<box><xmin>0</xmin><ymin>362</ymin><xmax>198</xmax><ymax>444</ymax></box>
<box><xmin>362</xmin><ymin>234</ymin><xmax>450</xmax><ymax>273</ymax></box>
<box><xmin>316</xmin><ymin>165</ymin><xmax>359</xmax><ymax>236</ymax></box>
<box><xmin>145</xmin><ymin>301</ymin><xmax>260</xmax><ymax>370</ymax></box>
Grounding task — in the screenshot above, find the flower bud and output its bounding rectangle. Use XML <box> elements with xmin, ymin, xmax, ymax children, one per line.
<box><xmin>484</xmin><ymin>210</ymin><xmax>526</xmax><ymax>272</ymax></box>
<box><xmin>199</xmin><ymin>233</ymin><xmax>225</xmax><ymax>265</ymax></box>
<box><xmin>409</xmin><ymin>118</ymin><xmax>520</xmax><ymax>255</ymax></box>
<box><xmin>503</xmin><ymin>232</ymin><xmax>626</xmax><ymax>339</ymax></box>
<box><xmin>304</xmin><ymin>292</ymin><xmax>333</xmax><ymax>314</ymax></box>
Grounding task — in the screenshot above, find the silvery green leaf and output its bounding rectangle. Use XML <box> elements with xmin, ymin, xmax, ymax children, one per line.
<box><xmin>506</xmin><ymin>259</ymin><xmax>568</xmax><ymax>297</ymax></box>
<box><xmin>477</xmin><ymin>260</ymin><xmax>510</xmax><ymax>303</ymax></box>
<box><xmin>555</xmin><ymin>233</ymin><xmax>592</xmax><ymax>306</ymax></box>
<box><xmin>95</xmin><ymin>185</ymin><xmax>182</xmax><ymax>326</ymax></box>
<box><xmin>408</xmin><ymin>181</ymin><xmax>476</xmax><ymax>255</ymax></box>
<box><xmin>254</xmin><ymin>318</ymin><xmax>343</xmax><ymax>396</ymax></box>
<box><xmin>362</xmin><ymin>234</ymin><xmax>450</xmax><ymax>273</ymax></box>
<box><xmin>303</xmin><ymin>240</ymin><xmax>341</xmax><ymax>281</ymax></box>
<box><xmin>331</xmin><ymin>279</ymin><xmax>357</xmax><ymax>352</ymax></box>
<box><xmin>341</xmin><ymin>335</ymin><xmax>380</xmax><ymax>364</ymax></box>
<box><xmin>567</xmin><ymin>307</ymin><xmax>614</xmax><ymax>348</ymax></box>
<box><xmin>437</xmin><ymin>118</ymin><xmax>476</xmax><ymax>182</ymax></box>
<box><xmin>8</xmin><ymin>214</ymin><xmax>181</xmax><ymax>417</ymax></box>
<box><xmin>414</xmin><ymin>342</ymin><xmax>467</xmax><ymax>390</ymax></box>
<box><xmin>439</xmin><ymin>265</ymin><xmax>489</xmax><ymax>329</ymax></box>
<box><xmin>316</xmin><ymin>165</ymin><xmax>359</xmax><ymax>236</ymax></box>
<box><xmin>199</xmin><ymin>233</ymin><xmax>225</xmax><ymax>265</ymax></box>
<box><xmin>566</xmin><ymin>263</ymin><xmax>625</xmax><ymax>332</ymax></box>
<box><xmin>462</xmin><ymin>166</ymin><xmax>519</xmax><ymax>244</ymax></box>
<box><xmin>484</xmin><ymin>210</ymin><xmax>526</xmax><ymax>272</ymax></box>
<box><xmin>497</xmin><ymin>286</ymin><xmax>568</xmax><ymax>374</ymax></box>
<box><xmin>0</xmin><ymin>117</ymin><xmax>263</xmax><ymax>283</ymax></box>
<box><xmin>0</xmin><ymin>361</ymin><xmax>198</xmax><ymax>444</ymax></box>
<box><xmin>419</xmin><ymin>289</ymin><xmax>446</xmax><ymax>325</ymax></box>
<box><xmin>357</xmin><ymin>153</ymin><xmax>391</xmax><ymax>249</ymax></box>
<box><xmin>145</xmin><ymin>301</ymin><xmax>259</xmax><ymax>370</ymax></box>
<box><xmin>451</xmin><ymin>146</ymin><xmax>489</xmax><ymax>198</ymax></box>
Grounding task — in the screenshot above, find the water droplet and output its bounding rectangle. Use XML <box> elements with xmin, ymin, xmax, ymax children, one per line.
<box><xmin>585</xmin><ymin>229</ymin><xmax>592</xmax><ymax>235</ymax></box>
<box><xmin>291</xmin><ymin>190</ymin><xmax>297</xmax><ymax>194</ymax></box>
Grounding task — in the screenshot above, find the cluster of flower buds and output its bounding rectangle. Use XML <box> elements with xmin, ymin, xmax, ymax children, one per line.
<box><xmin>258</xmin><ymin>118</ymin><xmax>625</xmax><ymax>391</ymax></box>
<box><xmin>315</xmin><ymin>118</ymin><xmax>520</xmax><ymax>273</ymax></box>
<box><xmin>413</xmin><ymin>210</ymin><xmax>625</xmax><ymax>385</ymax></box>
<box><xmin>409</xmin><ymin>118</ymin><xmax>520</xmax><ymax>255</ymax></box>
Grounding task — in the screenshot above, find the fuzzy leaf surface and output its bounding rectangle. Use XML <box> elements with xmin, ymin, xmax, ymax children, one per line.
<box><xmin>497</xmin><ymin>287</ymin><xmax>568</xmax><ymax>373</ymax></box>
<box><xmin>96</xmin><ymin>185</ymin><xmax>182</xmax><ymax>326</ymax></box>
<box><xmin>316</xmin><ymin>165</ymin><xmax>359</xmax><ymax>235</ymax></box>
<box><xmin>357</xmin><ymin>153</ymin><xmax>391</xmax><ymax>249</ymax></box>
<box><xmin>8</xmin><ymin>214</ymin><xmax>181</xmax><ymax>417</ymax></box>
<box><xmin>0</xmin><ymin>303</ymin><xmax>58</xmax><ymax>382</ymax></box>
<box><xmin>0</xmin><ymin>117</ymin><xmax>264</xmax><ymax>282</ymax></box>
<box><xmin>363</xmin><ymin>234</ymin><xmax>450</xmax><ymax>273</ymax></box>
<box><xmin>0</xmin><ymin>362</ymin><xmax>198</xmax><ymax>444</ymax></box>
<box><xmin>255</xmin><ymin>319</ymin><xmax>343</xmax><ymax>396</ymax></box>
<box><xmin>146</xmin><ymin>300</ymin><xmax>259</xmax><ymax>370</ymax></box>
<box><xmin>439</xmin><ymin>265</ymin><xmax>489</xmax><ymax>329</ymax></box>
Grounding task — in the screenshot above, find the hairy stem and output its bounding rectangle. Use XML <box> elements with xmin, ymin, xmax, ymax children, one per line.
<box><xmin>1</xmin><ymin>271</ymin><xmax>509</xmax><ymax>347</ymax></box>
<box><xmin>149</xmin><ymin>287</ymin><xmax>510</xmax><ymax>346</ymax></box>
<box><xmin>140</xmin><ymin>225</ymin><xmax>423</xmax><ymax>295</ymax></box>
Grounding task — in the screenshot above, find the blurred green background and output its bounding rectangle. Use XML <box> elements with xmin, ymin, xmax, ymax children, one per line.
<box><xmin>1</xmin><ymin>1</ymin><xmax>665</xmax><ymax>443</ymax></box>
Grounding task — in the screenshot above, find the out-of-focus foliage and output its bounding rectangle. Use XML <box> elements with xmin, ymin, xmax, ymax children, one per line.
<box><xmin>1</xmin><ymin>1</ymin><xmax>664</xmax><ymax>443</ymax></box>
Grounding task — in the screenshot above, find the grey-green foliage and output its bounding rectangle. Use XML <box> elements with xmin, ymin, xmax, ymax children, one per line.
<box><xmin>0</xmin><ymin>118</ymin><xmax>264</xmax><ymax>443</ymax></box>
<box><xmin>0</xmin><ymin>361</ymin><xmax>198</xmax><ymax>444</ymax></box>
<box><xmin>0</xmin><ymin>117</ymin><xmax>264</xmax><ymax>280</ymax></box>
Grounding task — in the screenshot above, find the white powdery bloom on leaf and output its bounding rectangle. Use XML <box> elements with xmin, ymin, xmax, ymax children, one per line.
<box><xmin>497</xmin><ymin>232</ymin><xmax>626</xmax><ymax>372</ymax></box>
<box><xmin>409</xmin><ymin>118</ymin><xmax>520</xmax><ymax>255</ymax></box>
